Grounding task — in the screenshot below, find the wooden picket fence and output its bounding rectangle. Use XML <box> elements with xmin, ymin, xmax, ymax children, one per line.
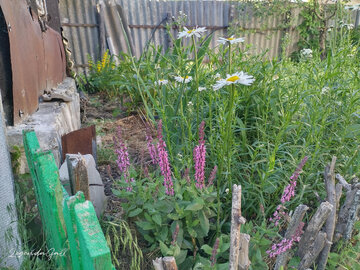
<box><xmin>23</xmin><ymin>130</ymin><xmax>114</xmax><ymax>270</ymax></box>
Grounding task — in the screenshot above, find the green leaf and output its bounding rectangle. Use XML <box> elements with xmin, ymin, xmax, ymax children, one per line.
<box><xmin>144</xmin><ymin>212</ymin><xmax>153</xmax><ymax>223</ymax></box>
<box><xmin>111</xmin><ymin>188</ymin><xmax>122</xmax><ymax>197</ymax></box>
<box><xmin>217</xmin><ymin>262</ymin><xmax>229</xmax><ymax>270</ymax></box>
<box><xmin>167</xmin><ymin>213</ymin><xmax>180</xmax><ymax>220</ymax></box>
<box><xmin>188</xmin><ymin>227</ymin><xmax>197</xmax><ymax>238</ymax></box>
<box><xmin>159</xmin><ymin>226</ymin><xmax>168</xmax><ymax>242</ymax></box>
<box><xmin>220</xmin><ymin>242</ymin><xmax>230</xmax><ymax>253</ymax></box>
<box><xmin>199</xmin><ymin>210</ymin><xmax>209</xmax><ymax>235</ymax></box>
<box><xmin>185</xmin><ymin>201</ymin><xmax>204</xmax><ymax>211</ymax></box>
<box><xmin>175</xmin><ymin>249</ymin><xmax>187</xmax><ymax>265</ymax></box>
<box><xmin>135</xmin><ymin>221</ymin><xmax>155</xmax><ymax>230</ymax></box>
<box><xmin>201</xmin><ymin>244</ymin><xmax>213</xmax><ymax>255</ymax></box>
<box><xmin>159</xmin><ymin>241</ymin><xmax>172</xmax><ymax>256</ymax></box>
<box><xmin>152</xmin><ymin>214</ymin><xmax>162</xmax><ymax>225</ymax></box>
<box><xmin>191</xmin><ymin>219</ymin><xmax>200</xmax><ymax>227</ymax></box>
<box><xmin>143</xmin><ymin>233</ymin><xmax>154</xmax><ymax>243</ymax></box>
<box><xmin>128</xmin><ymin>208</ymin><xmax>142</xmax><ymax>217</ymax></box>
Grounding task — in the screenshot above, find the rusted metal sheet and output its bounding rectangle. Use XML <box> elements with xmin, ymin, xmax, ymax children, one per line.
<box><xmin>0</xmin><ymin>0</ymin><xmax>66</xmax><ymax>124</ymax></box>
<box><xmin>61</xmin><ymin>125</ymin><xmax>97</xmax><ymax>163</ymax></box>
<box><xmin>46</xmin><ymin>0</ymin><xmax>62</xmax><ymax>34</ymax></box>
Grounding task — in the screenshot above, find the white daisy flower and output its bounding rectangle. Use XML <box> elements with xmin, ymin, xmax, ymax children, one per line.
<box><xmin>188</xmin><ymin>101</ymin><xmax>193</xmax><ymax>106</ymax></box>
<box><xmin>321</xmin><ymin>87</ymin><xmax>329</xmax><ymax>95</ymax></box>
<box><xmin>213</xmin><ymin>72</ymin><xmax>255</xmax><ymax>91</ymax></box>
<box><xmin>217</xmin><ymin>36</ymin><xmax>245</xmax><ymax>45</ymax></box>
<box><xmin>300</xmin><ymin>48</ymin><xmax>313</xmax><ymax>58</ymax></box>
<box><xmin>155</xmin><ymin>79</ymin><xmax>168</xmax><ymax>86</ymax></box>
<box><xmin>198</xmin><ymin>87</ymin><xmax>206</xmax><ymax>92</ymax></box>
<box><xmin>174</xmin><ymin>75</ymin><xmax>192</xmax><ymax>83</ymax></box>
<box><xmin>177</xmin><ymin>26</ymin><xmax>207</xmax><ymax>39</ymax></box>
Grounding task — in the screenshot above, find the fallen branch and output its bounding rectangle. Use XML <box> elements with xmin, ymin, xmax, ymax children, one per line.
<box><xmin>297</xmin><ymin>201</ymin><xmax>333</xmax><ymax>258</ymax></box>
<box><xmin>344</xmin><ymin>190</ymin><xmax>360</xmax><ymax>241</ymax></box>
<box><xmin>298</xmin><ymin>232</ymin><xmax>328</xmax><ymax>270</ymax></box>
<box><xmin>317</xmin><ymin>157</ymin><xmax>340</xmax><ymax>270</ymax></box>
<box><xmin>336</xmin><ymin>174</ymin><xmax>351</xmax><ymax>191</ymax></box>
<box><xmin>334</xmin><ymin>182</ymin><xmax>360</xmax><ymax>243</ymax></box>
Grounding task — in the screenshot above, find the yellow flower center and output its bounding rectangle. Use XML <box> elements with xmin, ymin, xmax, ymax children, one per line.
<box><xmin>187</xmin><ymin>29</ymin><xmax>194</xmax><ymax>34</ymax></box>
<box><xmin>226</xmin><ymin>75</ymin><xmax>239</xmax><ymax>82</ymax></box>
<box><xmin>227</xmin><ymin>37</ymin><xmax>234</xmax><ymax>40</ymax></box>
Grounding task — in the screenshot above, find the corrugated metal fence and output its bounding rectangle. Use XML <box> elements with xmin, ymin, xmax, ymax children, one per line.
<box><xmin>60</xmin><ymin>0</ymin><xmax>360</xmax><ymax>74</ymax></box>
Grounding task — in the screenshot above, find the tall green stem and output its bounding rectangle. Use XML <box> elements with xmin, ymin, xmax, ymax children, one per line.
<box><xmin>192</xmin><ymin>36</ymin><xmax>200</xmax><ymax>135</ymax></box>
<box><xmin>217</xmin><ymin>42</ymin><xmax>233</xmax><ymax>233</ymax></box>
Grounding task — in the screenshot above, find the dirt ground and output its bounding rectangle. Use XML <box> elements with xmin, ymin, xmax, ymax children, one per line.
<box><xmin>82</xmin><ymin>93</ymin><xmax>159</xmax><ymax>269</ymax></box>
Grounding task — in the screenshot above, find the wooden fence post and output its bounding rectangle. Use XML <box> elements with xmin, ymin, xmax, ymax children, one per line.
<box><xmin>229</xmin><ymin>184</ymin><xmax>246</xmax><ymax>270</ymax></box>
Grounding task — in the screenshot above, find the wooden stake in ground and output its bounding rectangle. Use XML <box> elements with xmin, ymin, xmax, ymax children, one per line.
<box><xmin>238</xmin><ymin>233</ymin><xmax>251</xmax><ymax>270</ymax></box>
<box><xmin>229</xmin><ymin>184</ymin><xmax>246</xmax><ymax>270</ymax></box>
<box><xmin>67</xmin><ymin>155</ymin><xmax>90</xmax><ymax>200</ymax></box>
<box><xmin>153</xmin><ymin>257</ymin><xmax>177</xmax><ymax>270</ymax></box>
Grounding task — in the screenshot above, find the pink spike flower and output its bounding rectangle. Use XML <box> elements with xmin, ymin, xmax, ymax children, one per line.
<box><xmin>281</xmin><ymin>156</ymin><xmax>308</xmax><ymax>203</ymax></box>
<box><xmin>193</xmin><ymin>121</ymin><xmax>206</xmax><ymax>189</ymax></box>
<box><xmin>156</xmin><ymin>120</ymin><xmax>174</xmax><ymax>196</ymax></box>
<box><xmin>113</xmin><ymin>126</ymin><xmax>133</xmax><ymax>192</ymax></box>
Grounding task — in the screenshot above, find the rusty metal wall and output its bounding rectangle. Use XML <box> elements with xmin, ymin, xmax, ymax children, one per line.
<box><xmin>0</xmin><ymin>0</ymin><xmax>66</xmax><ymax>125</ymax></box>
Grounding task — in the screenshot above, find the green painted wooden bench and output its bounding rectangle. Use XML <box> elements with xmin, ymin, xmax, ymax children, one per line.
<box><xmin>23</xmin><ymin>130</ymin><xmax>115</xmax><ymax>270</ymax></box>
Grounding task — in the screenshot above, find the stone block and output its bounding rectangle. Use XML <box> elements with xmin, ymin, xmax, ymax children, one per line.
<box><xmin>59</xmin><ymin>161</ymin><xmax>72</xmax><ymax>195</ymax></box>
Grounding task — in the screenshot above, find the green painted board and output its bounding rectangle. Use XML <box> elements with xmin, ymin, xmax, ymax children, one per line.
<box><xmin>23</xmin><ymin>130</ymin><xmax>69</xmax><ymax>268</ymax></box>
<box><xmin>23</xmin><ymin>130</ymin><xmax>114</xmax><ymax>270</ymax></box>
<box><xmin>63</xmin><ymin>191</ymin><xmax>85</xmax><ymax>270</ymax></box>
<box><xmin>75</xmin><ymin>201</ymin><xmax>112</xmax><ymax>270</ymax></box>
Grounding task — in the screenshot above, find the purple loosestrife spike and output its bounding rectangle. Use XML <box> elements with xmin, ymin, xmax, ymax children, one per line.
<box><xmin>156</xmin><ymin>120</ymin><xmax>174</xmax><ymax>196</ymax></box>
<box><xmin>145</xmin><ymin>127</ymin><xmax>158</xmax><ymax>164</ymax></box>
<box><xmin>266</xmin><ymin>222</ymin><xmax>304</xmax><ymax>258</ymax></box>
<box><xmin>184</xmin><ymin>168</ymin><xmax>191</xmax><ymax>185</ymax></box>
<box><xmin>281</xmin><ymin>156</ymin><xmax>308</xmax><ymax>203</ymax></box>
<box><xmin>171</xmin><ymin>223</ymin><xmax>180</xmax><ymax>246</ymax></box>
<box><xmin>143</xmin><ymin>166</ymin><xmax>149</xmax><ymax>178</ymax></box>
<box><xmin>210</xmin><ymin>238</ymin><xmax>220</xmax><ymax>266</ymax></box>
<box><xmin>113</xmin><ymin>126</ymin><xmax>133</xmax><ymax>192</ymax></box>
<box><xmin>193</xmin><ymin>121</ymin><xmax>206</xmax><ymax>189</ymax></box>
<box><xmin>207</xmin><ymin>165</ymin><xmax>217</xmax><ymax>187</ymax></box>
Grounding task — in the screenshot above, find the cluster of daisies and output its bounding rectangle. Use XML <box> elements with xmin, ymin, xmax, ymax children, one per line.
<box><xmin>154</xmin><ymin>26</ymin><xmax>255</xmax><ymax>91</ymax></box>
